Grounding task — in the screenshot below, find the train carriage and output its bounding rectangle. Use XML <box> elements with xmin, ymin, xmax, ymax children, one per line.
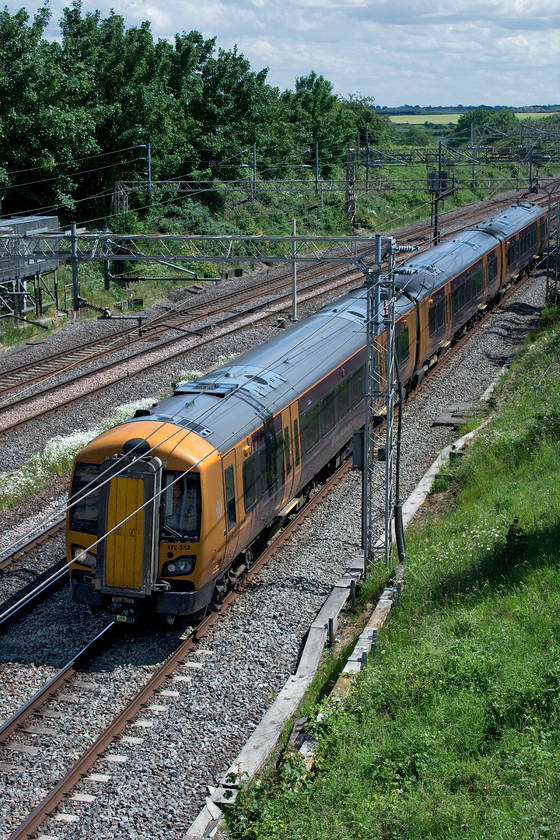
<box><xmin>67</xmin><ymin>202</ymin><xmax>547</xmax><ymax>623</ymax></box>
<box><xmin>472</xmin><ymin>201</ymin><xmax>547</xmax><ymax>281</ymax></box>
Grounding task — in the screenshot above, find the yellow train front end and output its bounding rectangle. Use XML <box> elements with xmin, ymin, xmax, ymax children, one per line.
<box><xmin>66</xmin><ymin>420</ymin><xmax>225</xmax><ymax>624</ymax></box>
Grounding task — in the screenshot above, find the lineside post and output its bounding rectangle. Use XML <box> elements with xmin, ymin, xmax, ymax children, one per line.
<box><xmin>71</xmin><ymin>222</ymin><xmax>80</xmax><ymax>312</ymax></box>
<box><xmin>363</xmin><ymin>237</ymin><xmax>398</xmax><ymax>572</ymax></box>
<box><xmin>291</xmin><ymin>219</ymin><xmax>298</xmax><ymax>321</ymax></box>
<box><xmin>362</xmin><ymin>239</ymin><xmax>415</xmax><ymax>574</ymax></box>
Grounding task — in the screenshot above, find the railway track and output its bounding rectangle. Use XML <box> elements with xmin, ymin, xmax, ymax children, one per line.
<box><xmin>0</xmin><ymin>561</ymin><xmax>68</xmax><ymax>630</ymax></box>
<box><xmin>0</xmin><ymin>518</ymin><xmax>65</xmax><ymax>573</ymax></box>
<box><xmin>0</xmin><ymin>287</ymin><xmax>547</xmax><ymax>838</ymax></box>
<box><xmin>1</xmin><ymin>457</ymin><xmax>350</xmax><ymax>840</ymax></box>
<box><xmin>1</xmin><ymin>192</ymin><xmax>542</xmax><ymax>439</ymax></box>
<box><xmin>0</xmin><ymin>264</ymin><xmax>345</xmax><ymax>399</ymax></box>
<box><xmin>1</xmin><ymin>240</ymin><xmax>542</xmax><ymax>833</ymax></box>
<box><xmin>0</xmin><ymin>242</ymin><xmax>543</xmax><ymax>634</ymax></box>
<box><xmin>0</xmin><ymin>194</ymin><xmax>551</xmax><ymax>839</ymax></box>
<box><xmin>0</xmin><ymin>189</ymin><xmax>541</xmax><ymax>409</ymax></box>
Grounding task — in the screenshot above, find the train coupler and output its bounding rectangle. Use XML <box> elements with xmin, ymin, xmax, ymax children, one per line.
<box><xmin>110</xmin><ymin>599</ymin><xmax>137</xmax><ymax>624</ymax></box>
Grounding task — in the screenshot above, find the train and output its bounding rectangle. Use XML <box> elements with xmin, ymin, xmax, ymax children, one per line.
<box><xmin>67</xmin><ymin>201</ymin><xmax>547</xmax><ymax>624</ymax></box>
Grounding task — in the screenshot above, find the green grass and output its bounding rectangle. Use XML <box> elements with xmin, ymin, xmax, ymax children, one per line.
<box><xmin>224</xmin><ymin>309</ymin><xmax>560</xmax><ymax>839</ymax></box>
<box><xmin>515</xmin><ymin>112</ymin><xmax>559</xmax><ymax>120</ymax></box>
<box><xmin>389</xmin><ymin>112</ymin><xmax>558</xmax><ymax>125</ymax></box>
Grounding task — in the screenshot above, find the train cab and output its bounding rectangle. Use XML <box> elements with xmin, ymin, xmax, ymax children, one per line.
<box><xmin>67</xmin><ymin>421</ymin><xmax>224</xmax><ymax>623</ymax></box>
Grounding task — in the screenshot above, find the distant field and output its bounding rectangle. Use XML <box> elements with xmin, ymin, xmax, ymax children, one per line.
<box><xmin>514</xmin><ymin>111</ymin><xmax>558</xmax><ymax>119</ymax></box>
<box><xmin>389</xmin><ymin>112</ymin><xmax>558</xmax><ymax>125</ymax></box>
<box><xmin>388</xmin><ymin>114</ymin><xmax>460</xmax><ymax>125</ymax></box>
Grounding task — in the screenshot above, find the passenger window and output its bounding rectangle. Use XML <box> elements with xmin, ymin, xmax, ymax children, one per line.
<box><xmin>224</xmin><ymin>466</ymin><xmax>236</xmax><ymax>530</ymax></box>
<box><xmin>487</xmin><ymin>255</ymin><xmax>498</xmax><ymax>284</ymax></box>
<box><xmin>301</xmin><ymin>403</ymin><xmax>321</xmax><ymax>453</ymax></box>
<box><xmin>242</xmin><ymin>455</ymin><xmax>257</xmax><ymax>512</ymax></box>
<box><xmin>350</xmin><ymin>367</ymin><xmax>366</xmax><ymax>406</ymax></box>
<box><xmin>322</xmin><ymin>390</ymin><xmax>336</xmax><ymax>433</ymax></box>
<box><xmin>396</xmin><ymin>327</ymin><xmax>410</xmax><ymax>366</ymax></box>
<box><xmin>428</xmin><ymin>297</ymin><xmax>445</xmax><ymax>336</ymax></box>
<box><xmin>335</xmin><ymin>380</ymin><xmax>351</xmax><ymax>420</ymax></box>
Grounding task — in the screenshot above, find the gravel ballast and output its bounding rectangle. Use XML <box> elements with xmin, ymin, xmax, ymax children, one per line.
<box><xmin>0</xmin><ymin>267</ymin><xmax>546</xmax><ymax>840</ymax></box>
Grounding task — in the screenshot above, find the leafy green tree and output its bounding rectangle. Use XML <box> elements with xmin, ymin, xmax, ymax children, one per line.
<box><xmin>338</xmin><ymin>94</ymin><xmax>392</xmax><ymax>147</ymax></box>
<box><xmin>395</xmin><ymin>124</ymin><xmax>432</xmax><ymax>147</ymax></box>
<box><xmin>0</xmin><ymin>0</ymin><xmax>381</xmax><ymax>225</ymax></box>
<box><xmin>185</xmin><ymin>44</ymin><xmax>273</xmax><ymax>181</ymax></box>
<box><xmin>280</xmin><ymin>72</ymin><xmax>352</xmax><ymax>175</ymax></box>
<box><xmin>450</xmin><ymin>106</ymin><xmax>520</xmax><ymax>146</ymax></box>
<box><xmin>0</xmin><ymin>4</ymin><xmax>98</xmax><ymax>214</ymax></box>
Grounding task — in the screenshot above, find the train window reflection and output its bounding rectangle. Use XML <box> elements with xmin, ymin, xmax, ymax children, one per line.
<box><xmin>396</xmin><ymin>327</ymin><xmax>410</xmax><ymax>366</ymax></box>
<box><xmin>69</xmin><ymin>462</ymin><xmax>101</xmax><ymax>535</ymax></box>
<box><xmin>243</xmin><ymin>455</ymin><xmax>257</xmax><ymax>511</ymax></box>
<box><xmin>224</xmin><ymin>466</ymin><xmax>236</xmax><ymax>530</ymax></box>
<box><xmin>162</xmin><ymin>472</ymin><xmax>201</xmax><ymax>540</ymax></box>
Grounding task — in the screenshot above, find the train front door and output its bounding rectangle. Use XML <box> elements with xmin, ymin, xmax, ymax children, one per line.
<box><xmin>280</xmin><ymin>401</ymin><xmax>302</xmax><ymax>509</ymax></box>
<box><xmin>96</xmin><ymin>454</ymin><xmax>161</xmax><ymax>596</ymax></box>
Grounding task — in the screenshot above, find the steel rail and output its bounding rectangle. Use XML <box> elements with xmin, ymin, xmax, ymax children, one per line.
<box><xmin>0</xmin><ymin>262</ymin><xmax>342</xmax><ymax>397</ymax></box>
<box><xmin>0</xmin><ymin>622</ymin><xmax>116</xmax><ymax>745</ymax></box>
<box><xmin>0</xmin><ymin>561</ymin><xmax>68</xmax><ymax>629</ymax></box>
<box><xmin>6</xmin><ymin>455</ymin><xmax>352</xmax><ymax>840</ymax></box>
<box><xmin>0</xmin><ymin>517</ymin><xmax>65</xmax><ymax>572</ymax></box>
<box><xmin>3</xmin><ymin>252</ymin><xmax>545</xmax><ymax>836</ymax></box>
<box><xmin>0</xmin><ymin>191</ymin><xmax>534</xmax><ymax>402</ymax></box>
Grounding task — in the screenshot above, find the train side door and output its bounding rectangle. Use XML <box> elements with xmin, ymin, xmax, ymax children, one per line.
<box><xmin>445</xmin><ymin>285</ymin><xmax>452</xmax><ymax>340</ymax></box>
<box><xmin>222</xmin><ymin>449</ymin><xmax>240</xmax><ymax>558</ymax></box>
<box><xmin>290</xmin><ymin>402</ymin><xmax>302</xmax><ymax>496</ymax></box>
<box><xmin>280</xmin><ymin>401</ymin><xmax>301</xmax><ymax>508</ymax></box>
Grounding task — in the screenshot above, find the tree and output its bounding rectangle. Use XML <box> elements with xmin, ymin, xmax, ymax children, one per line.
<box><xmin>280</xmin><ymin>72</ymin><xmax>352</xmax><ymax>175</ymax></box>
<box><xmin>450</xmin><ymin>107</ymin><xmax>520</xmax><ymax>146</ymax></box>
<box><xmin>186</xmin><ymin>45</ymin><xmax>272</xmax><ymax>175</ymax></box>
<box><xmin>0</xmin><ymin>4</ymin><xmax>98</xmax><ymax>214</ymax></box>
<box><xmin>338</xmin><ymin>94</ymin><xmax>392</xmax><ymax>146</ymax></box>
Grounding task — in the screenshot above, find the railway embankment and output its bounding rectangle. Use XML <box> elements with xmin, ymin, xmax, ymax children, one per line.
<box><xmin>222</xmin><ymin>304</ymin><xmax>560</xmax><ymax>840</ymax></box>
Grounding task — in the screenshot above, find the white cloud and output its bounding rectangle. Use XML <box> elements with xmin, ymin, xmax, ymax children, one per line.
<box><xmin>8</xmin><ymin>0</ymin><xmax>560</xmax><ymax>104</ymax></box>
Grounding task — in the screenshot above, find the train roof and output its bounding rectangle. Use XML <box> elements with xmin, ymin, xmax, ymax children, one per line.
<box><xmin>126</xmin><ymin>286</ymin><xmax>375</xmax><ymax>454</ymax></box>
<box><xmin>469</xmin><ymin>201</ymin><xmax>545</xmax><ymax>240</ymax></box>
<box><xmin>394</xmin><ymin>228</ymin><xmax>496</xmax><ymax>301</ymax></box>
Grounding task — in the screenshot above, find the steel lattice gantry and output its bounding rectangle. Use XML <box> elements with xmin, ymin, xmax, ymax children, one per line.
<box><xmin>0</xmin><ymin>229</ymin><xmax>393</xmax><ymax>265</ymax></box>
<box><xmin>359</xmin><ymin>238</ymin><xmax>414</xmax><ymax>571</ymax></box>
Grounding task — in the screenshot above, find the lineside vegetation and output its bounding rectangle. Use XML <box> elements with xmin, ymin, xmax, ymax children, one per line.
<box><xmin>224</xmin><ymin>305</ymin><xmax>560</xmax><ymax>840</ymax></box>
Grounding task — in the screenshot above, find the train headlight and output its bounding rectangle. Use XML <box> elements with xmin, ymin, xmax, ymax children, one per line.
<box><xmin>71</xmin><ymin>544</ymin><xmax>96</xmax><ymax>568</ymax></box>
<box><xmin>162</xmin><ymin>555</ymin><xmax>196</xmax><ymax>576</ymax></box>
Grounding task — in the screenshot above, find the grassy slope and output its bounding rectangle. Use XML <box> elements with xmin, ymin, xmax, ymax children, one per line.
<box><xmin>225</xmin><ymin>309</ymin><xmax>560</xmax><ymax>839</ymax></box>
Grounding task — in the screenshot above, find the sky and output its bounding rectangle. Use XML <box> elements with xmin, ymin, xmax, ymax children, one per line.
<box><xmin>6</xmin><ymin>0</ymin><xmax>560</xmax><ymax>106</ymax></box>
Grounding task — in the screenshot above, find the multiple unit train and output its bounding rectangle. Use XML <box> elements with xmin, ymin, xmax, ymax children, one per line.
<box><xmin>67</xmin><ymin>201</ymin><xmax>547</xmax><ymax>623</ymax></box>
